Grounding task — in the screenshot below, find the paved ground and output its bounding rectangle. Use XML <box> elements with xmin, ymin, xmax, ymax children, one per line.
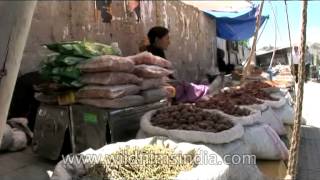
<box><xmin>0</xmin><ymin>148</ymin><xmax>56</xmax><ymax>180</ymax></box>
<box><xmin>302</xmin><ymin>81</ymin><xmax>320</xmax><ymax>127</ymax></box>
<box><xmin>293</xmin><ymin>81</ymin><xmax>320</xmax><ymax>180</ymax></box>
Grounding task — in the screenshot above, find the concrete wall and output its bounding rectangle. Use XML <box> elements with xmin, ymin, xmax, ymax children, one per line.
<box><xmin>21</xmin><ymin>0</ymin><xmax>217</xmax><ymax>82</ymax></box>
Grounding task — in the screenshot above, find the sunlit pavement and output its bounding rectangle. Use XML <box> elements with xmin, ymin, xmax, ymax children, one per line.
<box><xmin>302</xmin><ymin>81</ymin><xmax>320</xmax><ymax>127</ymax></box>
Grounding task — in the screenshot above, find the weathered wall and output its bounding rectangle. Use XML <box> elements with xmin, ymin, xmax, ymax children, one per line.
<box><xmin>21</xmin><ymin>0</ymin><xmax>217</xmax><ymax>82</ymax></box>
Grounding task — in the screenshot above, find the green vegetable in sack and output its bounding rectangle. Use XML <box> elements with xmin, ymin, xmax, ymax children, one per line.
<box><xmin>51</xmin><ymin>67</ymin><xmax>81</xmax><ymax>80</ymax></box>
<box><xmin>44</xmin><ymin>41</ymin><xmax>121</xmax><ymax>57</ymax></box>
<box><xmin>45</xmin><ymin>54</ymin><xmax>87</xmax><ymax>66</ymax></box>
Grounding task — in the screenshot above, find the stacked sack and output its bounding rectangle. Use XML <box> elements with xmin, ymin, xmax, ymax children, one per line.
<box><xmin>76</xmin><ymin>52</ymin><xmax>175</xmax><ymax>108</ymax></box>
<box><xmin>76</xmin><ymin>55</ymin><xmax>144</xmax><ymax>109</ymax></box>
<box><xmin>37</xmin><ymin>41</ymin><xmax>122</xmax><ymax>105</ymax></box>
<box><xmin>129</xmin><ymin>52</ymin><xmax>175</xmax><ymax>103</ymax></box>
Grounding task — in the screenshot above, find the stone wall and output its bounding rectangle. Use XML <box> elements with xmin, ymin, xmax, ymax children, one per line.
<box><xmin>21</xmin><ymin>0</ymin><xmax>217</xmax><ymax>82</ymax></box>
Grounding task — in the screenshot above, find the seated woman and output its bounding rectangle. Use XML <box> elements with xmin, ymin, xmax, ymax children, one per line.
<box><xmin>140</xmin><ymin>26</ymin><xmax>222</xmax><ymax>103</ymax></box>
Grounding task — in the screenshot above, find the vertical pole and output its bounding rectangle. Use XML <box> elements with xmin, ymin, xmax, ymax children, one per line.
<box><xmin>242</xmin><ymin>0</ymin><xmax>265</xmax><ymax>82</ymax></box>
<box><xmin>0</xmin><ymin>1</ymin><xmax>37</xmax><ymax>145</ymax></box>
<box><xmin>286</xmin><ymin>1</ymin><xmax>308</xmax><ymax>179</ymax></box>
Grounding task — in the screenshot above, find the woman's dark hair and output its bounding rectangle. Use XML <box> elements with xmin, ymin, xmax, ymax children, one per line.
<box><xmin>147</xmin><ymin>26</ymin><xmax>169</xmax><ymax>45</ymax></box>
<box><xmin>217</xmin><ymin>48</ymin><xmax>225</xmax><ymax>59</ymax></box>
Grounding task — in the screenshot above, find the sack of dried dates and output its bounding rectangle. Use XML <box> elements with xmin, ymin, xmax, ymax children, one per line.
<box><xmin>257</xmin><ymin>106</ymin><xmax>287</xmax><ymax>135</ymax></box>
<box><xmin>140</xmin><ymin>104</ymin><xmax>244</xmax><ymax>144</ymax></box>
<box><xmin>243</xmin><ymin>123</ymin><xmax>289</xmax><ymax>160</ymax></box>
<box><xmin>51</xmin><ymin>137</ymin><xmax>232</xmax><ymax>180</ymax></box>
<box><xmin>195</xmin><ymin>97</ymin><xmax>262</xmax><ymax>126</ymax></box>
<box><xmin>137</xmin><ymin>105</ymin><xmax>264</xmax><ymax>180</ymax></box>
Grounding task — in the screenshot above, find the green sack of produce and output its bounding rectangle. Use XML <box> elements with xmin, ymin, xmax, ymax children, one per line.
<box><xmin>45</xmin><ymin>54</ymin><xmax>87</xmax><ymax>67</ymax></box>
<box><xmin>44</xmin><ymin>41</ymin><xmax>122</xmax><ymax>58</ymax></box>
<box><xmin>39</xmin><ymin>64</ymin><xmax>83</xmax><ymax>88</ymax></box>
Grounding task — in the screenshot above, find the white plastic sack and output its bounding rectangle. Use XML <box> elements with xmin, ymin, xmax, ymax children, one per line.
<box><xmin>0</xmin><ymin>124</ymin><xmax>13</xmax><ymax>151</ymax></box>
<box><xmin>240</xmin><ymin>103</ymin><xmax>268</xmax><ymax>111</ymax></box>
<box><xmin>272</xmin><ymin>102</ymin><xmax>294</xmax><ymax>125</ymax></box>
<box><xmin>204</xmin><ymin>108</ymin><xmax>262</xmax><ymax>126</ymax></box>
<box><xmin>243</xmin><ymin>123</ymin><xmax>289</xmax><ymax>160</ymax></box>
<box><xmin>136</xmin><ymin>133</ymin><xmax>263</xmax><ymax>180</ymax></box>
<box><xmin>140</xmin><ymin>110</ymin><xmax>244</xmax><ymax>144</ymax></box>
<box><xmin>258</xmin><ymin>96</ymin><xmax>286</xmax><ymax>109</ymax></box>
<box><xmin>260</xmin><ymin>106</ymin><xmax>287</xmax><ymax>135</ymax></box>
<box><xmin>9</xmin><ymin>128</ymin><xmax>28</xmax><ymax>152</ymax></box>
<box><xmin>51</xmin><ymin>137</ymin><xmax>230</xmax><ymax>180</ymax></box>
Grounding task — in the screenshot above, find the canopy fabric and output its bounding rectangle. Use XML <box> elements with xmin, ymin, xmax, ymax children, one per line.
<box><xmin>182</xmin><ymin>1</ymin><xmax>253</xmax><ymax>13</ymax></box>
<box><xmin>205</xmin><ymin>6</ymin><xmax>269</xmax><ymax>41</ymax></box>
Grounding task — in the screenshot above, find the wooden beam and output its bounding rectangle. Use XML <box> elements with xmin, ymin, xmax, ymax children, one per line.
<box><xmin>242</xmin><ymin>0</ymin><xmax>264</xmax><ymax>82</ymax></box>
<box><xmin>0</xmin><ymin>1</ymin><xmax>37</xmax><ymax>145</ymax></box>
<box><xmin>286</xmin><ymin>1</ymin><xmax>308</xmax><ymax>179</ymax></box>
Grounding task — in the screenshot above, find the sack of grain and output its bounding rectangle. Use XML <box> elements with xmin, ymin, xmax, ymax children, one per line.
<box><xmin>77</xmin><ymin>55</ymin><xmax>134</xmax><ymax>73</ymax></box>
<box><xmin>140</xmin><ymin>110</ymin><xmax>244</xmax><ymax>144</ymax></box>
<box><xmin>136</xmin><ymin>134</ymin><xmax>263</xmax><ymax>180</ymax></box>
<box><xmin>141</xmin><ymin>88</ymin><xmax>168</xmax><ymax>103</ymax></box>
<box><xmin>243</xmin><ymin>123</ymin><xmax>289</xmax><ymax>160</ymax></box>
<box><xmin>51</xmin><ymin>137</ymin><xmax>231</xmax><ymax>180</ymax></box>
<box><xmin>258</xmin><ymin>96</ymin><xmax>286</xmax><ymax>109</ymax></box>
<box><xmin>76</xmin><ymin>85</ymin><xmax>140</xmax><ymax>99</ymax></box>
<box><xmin>257</xmin><ymin>105</ymin><xmax>287</xmax><ymax>135</ymax></box>
<box><xmin>134</xmin><ymin>65</ymin><xmax>173</xmax><ymax>78</ymax></box>
<box><xmin>129</xmin><ymin>52</ymin><xmax>173</xmax><ymax>68</ymax></box>
<box><xmin>205</xmin><ymin>108</ymin><xmax>262</xmax><ymax>126</ymax></box>
<box><xmin>78</xmin><ymin>95</ymin><xmax>144</xmax><ymax>108</ymax></box>
<box><xmin>81</xmin><ymin>72</ymin><xmax>142</xmax><ymax>85</ymax></box>
<box><xmin>240</xmin><ymin>104</ymin><xmax>286</xmax><ymax>135</ymax></box>
<box><xmin>141</xmin><ymin>78</ymin><xmax>166</xmax><ymax>90</ymax></box>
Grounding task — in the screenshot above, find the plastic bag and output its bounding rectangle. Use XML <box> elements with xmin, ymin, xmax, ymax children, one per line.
<box><xmin>129</xmin><ymin>52</ymin><xmax>173</xmax><ymax>68</ymax></box>
<box><xmin>78</xmin><ymin>55</ymin><xmax>134</xmax><ymax>73</ymax></box>
<box><xmin>76</xmin><ymin>85</ymin><xmax>140</xmax><ymax>99</ymax></box>
<box><xmin>45</xmin><ymin>41</ymin><xmax>121</xmax><ymax>58</ymax></box>
<box><xmin>141</xmin><ymin>87</ymin><xmax>168</xmax><ymax>103</ymax></box>
<box><xmin>81</xmin><ymin>72</ymin><xmax>142</xmax><ymax>85</ymax></box>
<box><xmin>272</xmin><ymin>103</ymin><xmax>295</xmax><ymax>125</ymax></box>
<box><xmin>78</xmin><ymin>95</ymin><xmax>144</xmax><ymax>108</ymax></box>
<box><xmin>140</xmin><ymin>78</ymin><xmax>166</xmax><ymax>90</ymax></box>
<box><xmin>260</xmin><ymin>106</ymin><xmax>287</xmax><ymax>135</ymax></box>
<box><xmin>133</xmin><ymin>65</ymin><xmax>173</xmax><ymax>78</ymax></box>
<box><xmin>243</xmin><ymin>123</ymin><xmax>289</xmax><ymax>160</ymax></box>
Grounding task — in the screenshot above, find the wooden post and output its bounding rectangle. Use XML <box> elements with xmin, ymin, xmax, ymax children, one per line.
<box><xmin>286</xmin><ymin>1</ymin><xmax>308</xmax><ymax>179</ymax></box>
<box><xmin>0</xmin><ymin>1</ymin><xmax>37</xmax><ymax>145</ymax></box>
<box><xmin>242</xmin><ymin>1</ymin><xmax>264</xmax><ymax>82</ymax></box>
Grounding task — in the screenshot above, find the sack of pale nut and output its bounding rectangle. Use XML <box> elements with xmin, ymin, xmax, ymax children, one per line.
<box><xmin>51</xmin><ymin>137</ymin><xmax>231</xmax><ymax>180</ymax></box>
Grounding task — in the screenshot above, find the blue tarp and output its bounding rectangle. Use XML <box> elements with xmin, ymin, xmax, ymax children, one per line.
<box><xmin>204</xmin><ymin>7</ymin><xmax>269</xmax><ymax>41</ymax></box>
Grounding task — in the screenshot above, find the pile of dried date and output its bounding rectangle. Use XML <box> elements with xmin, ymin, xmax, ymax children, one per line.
<box><xmin>196</xmin><ymin>97</ymin><xmax>251</xmax><ymax>116</ymax></box>
<box><xmin>244</xmin><ymin>81</ymin><xmax>273</xmax><ymax>90</ymax></box>
<box><xmin>239</xmin><ymin>87</ymin><xmax>279</xmax><ymax>101</ymax></box>
<box><xmin>151</xmin><ymin>104</ymin><xmax>234</xmax><ymax>133</ymax></box>
<box><xmin>217</xmin><ymin>90</ymin><xmax>263</xmax><ymax>106</ymax></box>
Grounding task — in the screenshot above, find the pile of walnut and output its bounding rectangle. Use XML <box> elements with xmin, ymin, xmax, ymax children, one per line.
<box><xmin>151</xmin><ymin>104</ymin><xmax>234</xmax><ymax>133</ymax></box>
<box><xmin>196</xmin><ymin>97</ymin><xmax>251</xmax><ymax>117</ymax></box>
